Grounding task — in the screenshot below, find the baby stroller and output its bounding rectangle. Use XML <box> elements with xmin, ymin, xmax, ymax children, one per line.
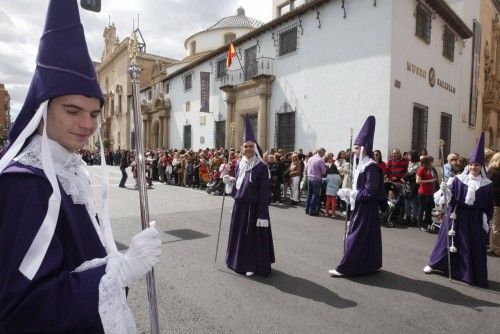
<box><xmin>380</xmin><ymin>181</ymin><xmax>404</xmax><ymax>227</ymax></box>
<box><xmin>206</xmin><ymin>170</ymin><xmax>224</xmax><ymax>195</ymax></box>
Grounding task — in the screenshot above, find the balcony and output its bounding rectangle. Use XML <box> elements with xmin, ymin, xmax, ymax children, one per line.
<box><xmin>220</xmin><ymin>57</ymin><xmax>274</xmax><ymax>88</ymax></box>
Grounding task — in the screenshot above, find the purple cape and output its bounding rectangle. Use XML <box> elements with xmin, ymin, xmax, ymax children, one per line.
<box><xmin>226</xmin><ymin>161</ymin><xmax>275</xmax><ymax>276</ymax></box>
<box><xmin>428</xmin><ymin>176</ymin><xmax>493</xmax><ymax>287</ymax></box>
<box><xmin>336</xmin><ymin>163</ymin><xmax>385</xmax><ymax>276</ymax></box>
<box><xmin>0</xmin><ymin>162</ymin><xmax>106</xmax><ymax>333</ymax></box>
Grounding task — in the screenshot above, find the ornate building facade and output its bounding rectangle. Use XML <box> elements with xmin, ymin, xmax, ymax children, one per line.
<box><xmin>0</xmin><ymin>84</ymin><xmax>11</xmax><ymax>145</ymax></box>
<box><xmin>93</xmin><ymin>23</ymin><xmax>177</xmax><ymax>150</ymax></box>
<box><xmin>478</xmin><ymin>0</ymin><xmax>500</xmax><ymax>149</ymax></box>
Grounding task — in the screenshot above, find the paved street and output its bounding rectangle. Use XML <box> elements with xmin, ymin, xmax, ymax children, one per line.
<box><xmin>89</xmin><ymin>166</ymin><xmax>500</xmax><ymax>334</ymax></box>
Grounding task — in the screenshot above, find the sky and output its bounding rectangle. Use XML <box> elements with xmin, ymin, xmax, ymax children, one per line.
<box><xmin>0</xmin><ymin>0</ymin><xmax>272</xmax><ymax>120</ymax></box>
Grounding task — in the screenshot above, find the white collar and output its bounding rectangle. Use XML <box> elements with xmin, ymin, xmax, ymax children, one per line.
<box><xmin>15</xmin><ymin>135</ymin><xmax>103</xmax><ymax>244</ymax></box>
<box><xmin>236</xmin><ymin>155</ymin><xmax>258</xmax><ymax>190</ymax></box>
<box><xmin>18</xmin><ymin>135</ymin><xmax>84</xmax><ymax>168</ymax></box>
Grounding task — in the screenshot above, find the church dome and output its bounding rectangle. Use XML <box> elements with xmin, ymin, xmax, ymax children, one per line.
<box><xmin>207</xmin><ymin>7</ymin><xmax>263</xmax><ymax>31</ymax></box>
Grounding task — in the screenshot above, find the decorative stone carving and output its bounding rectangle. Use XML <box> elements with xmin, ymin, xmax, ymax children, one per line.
<box><xmin>482</xmin><ymin>15</ymin><xmax>500</xmax><ymax>138</ymax></box>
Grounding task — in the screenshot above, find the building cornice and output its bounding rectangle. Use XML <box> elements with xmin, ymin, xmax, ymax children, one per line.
<box><xmin>424</xmin><ymin>0</ymin><xmax>473</xmax><ymax>39</ymax></box>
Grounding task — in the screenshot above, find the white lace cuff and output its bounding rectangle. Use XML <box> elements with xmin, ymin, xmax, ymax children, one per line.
<box><xmin>98</xmin><ymin>253</ymin><xmax>137</xmax><ymax>334</ymax></box>
<box><xmin>71</xmin><ymin>255</ymin><xmax>137</xmax><ymax>333</ymax></box>
<box><xmin>256</xmin><ymin>219</ymin><xmax>269</xmax><ymax>228</ymax></box>
<box><xmin>72</xmin><ymin>258</ymin><xmax>108</xmax><ymax>273</ymax></box>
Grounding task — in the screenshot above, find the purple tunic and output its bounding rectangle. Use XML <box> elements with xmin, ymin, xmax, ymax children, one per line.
<box><xmin>0</xmin><ymin>162</ymin><xmax>107</xmax><ymax>333</ymax></box>
<box><xmin>226</xmin><ymin>161</ymin><xmax>275</xmax><ymax>276</ymax></box>
<box><xmin>336</xmin><ymin>163</ymin><xmax>385</xmax><ymax>276</ymax></box>
<box><xmin>428</xmin><ymin>176</ymin><xmax>493</xmax><ymax>288</ymax></box>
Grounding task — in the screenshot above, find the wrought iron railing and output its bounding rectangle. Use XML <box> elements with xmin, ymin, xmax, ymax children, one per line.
<box><xmin>220</xmin><ymin>56</ymin><xmax>274</xmax><ymax>87</ymax></box>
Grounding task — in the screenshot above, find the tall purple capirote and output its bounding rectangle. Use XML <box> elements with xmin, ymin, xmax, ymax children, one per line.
<box><xmin>354</xmin><ymin>115</ymin><xmax>376</xmax><ymax>153</ymax></box>
<box><xmin>6</xmin><ymin>0</ymin><xmax>104</xmax><ymax>149</ymax></box>
<box><xmin>243</xmin><ymin>115</ymin><xmax>257</xmax><ymax>144</ymax></box>
<box><xmin>469</xmin><ymin>132</ymin><xmax>485</xmax><ymax>166</ymax></box>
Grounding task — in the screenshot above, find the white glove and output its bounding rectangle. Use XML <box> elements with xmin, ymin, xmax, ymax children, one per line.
<box><xmin>256</xmin><ymin>219</ymin><xmax>269</xmax><ymax>227</ymax></box>
<box><xmin>349</xmin><ymin>190</ymin><xmax>358</xmax><ymax>209</ymax></box>
<box><xmin>440</xmin><ymin>182</ymin><xmax>448</xmax><ymax>191</ymax></box>
<box><xmin>337</xmin><ymin>188</ymin><xmax>351</xmax><ymax>204</ymax></box>
<box><xmin>223</xmin><ymin>175</ymin><xmax>235</xmax><ymax>194</ymax></box>
<box><xmin>483</xmin><ymin>214</ymin><xmax>490</xmax><ymax>233</ymax></box>
<box><xmin>222</xmin><ymin>175</ymin><xmax>235</xmax><ymax>184</ymax></box>
<box><xmin>118</xmin><ymin>226</ymin><xmax>162</xmax><ymax>288</ymax></box>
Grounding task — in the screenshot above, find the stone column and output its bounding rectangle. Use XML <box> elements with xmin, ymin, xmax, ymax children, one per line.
<box><xmin>224</xmin><ymin>91</ymin><xmax>236</xmax><ymax>148</ymax></box>
<box><xmin>257</xmin><ymin>92</ymin><xmax>268</xmax><ymax>151</ymax></box>
<box><xmin>257</xmin><ymin>77</ymin><xmax>273</xmax><ymax>151</ymax></box>
<box><xmin>159</xmin><ymin>116</ymin><xmax>164</xmax><ymax>148</ymax></box>
<box><xmin>164</xmin><ymin>117</ymin><xmax>169</xmax><ymax>148</ymax></box>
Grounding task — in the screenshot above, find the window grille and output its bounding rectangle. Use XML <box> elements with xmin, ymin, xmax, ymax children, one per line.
<box><xmin>412</xmin><ymin>103</ymin><xmax>428</xmax><ymax>151</ymax></box>
<box><xmin>183</xmin><ymin>125</ymin><xmax>192</xmax><ymax>150</ymax></box>
<box><xmin>279</xmin><ymin>26</ymin><xmax>298</xmax><ymax>56</ymax></box>
<box><xmin>439</xmin><ymin>113</ymin><xmax>452</xmax><ymax>159</ymax></box>
<box><xmin>415</xmin><ymin>2</ymin><xmax>432</xmax><ymax>44</ymax></box>
<box><xmin>443</xmin><ymin>26</ymin><xmax>455</xmax><ymax>61</ymax></box>
<box><xmin>184</xmin><ymin>73</ymin><xmax>192</xmax><ymax>91</ymax></box>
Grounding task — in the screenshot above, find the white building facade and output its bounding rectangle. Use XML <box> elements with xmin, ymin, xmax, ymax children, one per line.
<box><xmin>156</xmin><ymin>0</ymin><xmax>478</xmax><ymax>159</ymax></box>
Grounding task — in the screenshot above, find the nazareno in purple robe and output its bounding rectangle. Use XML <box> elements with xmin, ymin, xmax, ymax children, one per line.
<box><xmin>427</xmin><ymin>175</ymin><xmax>493</xmax><ymax>288</ymax></box>
<box><xmin>0</xmin><ymin>162</ymin><xmax>107</xmax><ymax>333</ymax></box>
<box><xmin>226</xmin><ymin>161</ymin><xmax>275</xmax><ymax>276</ymax></box>
<box><xmin>336</xmin><ymin>163</ymin><xmax>385</xmax><ymax>276</ymax></box>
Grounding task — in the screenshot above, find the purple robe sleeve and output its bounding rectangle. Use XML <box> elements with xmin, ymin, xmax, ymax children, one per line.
<box><xmin>0</xmin><ymin>173</ymin><xmax>105</xmax><ymax>332</ymax></box>
<box><xmin>257</xmin><ymin>164</ymin><xmax>270</xmax><ymax>220</ymax></box>
<box><xmin>356</xmin><ymin>164</ymin><xmax>383</xmax><ymax>202</ymax></box>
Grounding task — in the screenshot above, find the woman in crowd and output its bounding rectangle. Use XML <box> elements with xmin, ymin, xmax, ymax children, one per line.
<box><xmin>172</xmin><ymin>152</ymin><xmax>180</xmax><ymax>185</ymax></box>
<box><xmin>403</xmin><ymin>150</ymin><xmax>420</xmax><ymax>225</ymax></box>
<box><xmin>178</xmin><ymin>154</ymin><xmax>185</xmax><ymax>187</ymax></box>
<box><xmin>289</xmin><ymin>153</ymin><xmax>302</xmax><ymax>206</ymax></box>
<box><xmin>199</xmin><ymin>156</ymin><xmax>210</xmax><ymax>188</ymax></box>
<box><xmin>269</xmin><ymin>154</ymin><xmax>283</xmax><ymax>203</ymax></box>
<box><xmin>282</xmin><ymin>153</ymin><xmax>293</xmax><ymax>201</ymax></box>
<box><xmin>415</xmin><ymin>155</ymin><xmax>436</xmax><ymax>230</ymax></box>
<box><xmin>424</xmin><ymin>133</ymin><xmax>493</xmax><ymax>287</ymax></box>
<box><xmin>373</xmin><ymin>149</ymin><xmax>387</xmax><ymax>176</ymax></box>
<box><xmin>488</xmin><ymin>152</ymin><xmax>500</xmax><ymax>256</ymax></box>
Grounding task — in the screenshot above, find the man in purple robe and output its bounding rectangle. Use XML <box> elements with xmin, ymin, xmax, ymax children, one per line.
<box><xmin>0</xmin><ymin>1</ymin><xmax>161</xmax><ymax>333</ymax></box>
<box><xmin>329</xmin><ymin>116</ymin><xmax>386</xmax><ymax>277</ymax></box>
<box><xmin>223</xmin><ymin>116</ymin><xmax>275</xmax><ymax>277</ymax></box>
<box><xmin>424</xmin><ymin>133</ymin><xmax>493</xmax><ymax>288</ymax></box>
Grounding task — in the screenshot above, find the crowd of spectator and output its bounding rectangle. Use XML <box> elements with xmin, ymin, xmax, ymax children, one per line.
<box><xmin>78</xmin><ymin>144</ymin><xmax>499</xmax><ymax>254</ymax></box>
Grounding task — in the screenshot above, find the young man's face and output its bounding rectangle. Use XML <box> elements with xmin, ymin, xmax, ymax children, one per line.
<box><xmin>46</xmin><ymin>95</ymin><xmax>101</xmax><ymax>152</ymax></box>
<box><xmin>242</xmin><ymin>141</ymin><xmax>255</xmax><ymax>158</ymax></box>
<box><xmin>353</xmin><ymin>145</ymin><xmax>361</xmax><ymax>157</ymax></box>
<box><xmin>469</xmin><ymin>163</ymin><xmax>481</xmax><ymax>177</ymax></box>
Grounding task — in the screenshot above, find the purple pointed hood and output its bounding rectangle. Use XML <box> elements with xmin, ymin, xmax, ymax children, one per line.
<box><xmin>469</xmin><ymin>132</ymin><xmax>485</xmax><ymax>165</ymax></box>
<box><xmin>243</xmin><ymin>115</ymin><xmax>257</xmax><ymax>144</ymax></box>
<box><xmin>6</xmin><ymin>0</ymin><xmax>104</xmax><ymax>149</ymax></box>
<box><xmin>354</xmin><ymin>115</ymin><xmax>376</xmax><ymax>154</ymax></box>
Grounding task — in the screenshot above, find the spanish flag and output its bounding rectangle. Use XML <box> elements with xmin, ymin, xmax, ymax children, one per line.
<box><xmin>226</xmin><ymin>43</ymin><xmax>236</xmax><ymax>68</ymax></box>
